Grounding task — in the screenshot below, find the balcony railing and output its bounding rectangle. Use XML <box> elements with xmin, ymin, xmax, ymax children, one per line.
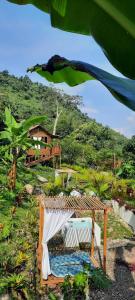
<box><xmin>26</xmin><ymin>145</ymin><xmax>61</xmax><ymax>166</ymax></box>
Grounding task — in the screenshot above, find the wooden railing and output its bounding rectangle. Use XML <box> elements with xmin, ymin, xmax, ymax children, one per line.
<box><xmin>26</xmin><ymin>145</ymin><xmax>61</xmax><ymax>166</ymax></box>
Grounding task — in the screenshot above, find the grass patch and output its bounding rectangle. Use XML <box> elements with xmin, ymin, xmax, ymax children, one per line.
<box><xmin>78</xmin><ymin>211</ymin><xmax>133</xmax><ymax>240</ymax></box>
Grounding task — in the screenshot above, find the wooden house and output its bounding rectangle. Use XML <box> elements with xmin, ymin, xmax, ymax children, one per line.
<box><xmin>26</xmin><ymin>125</ymin><xmax>61</xmax><ymax>167</ymax></box>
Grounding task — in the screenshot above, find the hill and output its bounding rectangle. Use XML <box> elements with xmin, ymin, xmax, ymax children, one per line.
<box><xmin>0</xmin><ymin>70</ymin><xmax>127</xmax><ymax>168</ymax></box>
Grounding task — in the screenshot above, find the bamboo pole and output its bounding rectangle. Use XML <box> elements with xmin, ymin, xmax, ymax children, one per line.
<box><xmin>103</xmin><ymin>209</ymin><xmax>108</xmax><ymax>272</ymax></box>
<box><xmin>91</xmin><ymin>210</ymin><xmax>95</xmax><ymax>257</ymax></box>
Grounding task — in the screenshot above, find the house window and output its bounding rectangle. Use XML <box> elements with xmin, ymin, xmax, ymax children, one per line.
<box><xmin>33</xmin><ymin>136</ymin><xmax>41</xmax><ymax>149</ymax></box>
<box><xmin>42</xmin><ymin>136</ymin><xmax>48</xmax><ymax>143</ymax></box>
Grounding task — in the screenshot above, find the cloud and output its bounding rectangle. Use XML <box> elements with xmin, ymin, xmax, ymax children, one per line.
<box><xmin>127</xmin><ymin>113</ymin><xmax>135</xmax><ymax>124</ymax></box>
<box><xmin>113</xmin><ymin>127</ymin><xmax>126</xmax><ymax>135</ymax></box>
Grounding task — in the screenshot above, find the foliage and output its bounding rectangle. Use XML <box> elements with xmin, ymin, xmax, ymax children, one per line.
<box><xmin>61</xmin><ymin>273</ymin><xmax>88</xmax><ymax>300</ymax></box>
<box><xmin>0</xmin><ymin>107</ymin><xmax>47</xmax><ymax>189</ymax></box>
<box><xmin>0</xmin><ymin>191</ymin><xmax>39</xmax><ymax>299</ymax></box>
<box><xmin>116</xmin><ymin>162</ymin><xmax>135</xmax><ymax>179</ymax></box>
<box><xmin>90</xmin><ymin>268</ymin><xmax>111</xmax><ymax>289</ymax></box>
<box><xmin>0</xmin><ymin>71</ymin><xmax>127</xmax><ymax>170</ymax></box>
<box><xmin>63</xmin><ymin>165</ymin><xmax>135</xmax><ymax>207</ymax></box>
<box><xmin>0</xmin><ymin>71</ymin><xmax>84</xmax><ymax>133</ymax></box>
<box><xmin>28</xmin><ymin>55</ymin><xmax>135</xmax><ymax>111</ymax></box>
<box><xmin>61</xmin><ymin>121</ymin><xmax>125</xmax><ymax>169</ymax></box>
<box><xmin>123</xmin><ymin>135</ymin><xmax>135</xmax><ymax>164</ymax></box>
<box><xmin>49</xmin><ymin>266</ymin><xmax>111</xmax><ymax>300</ymax></box>
<box><xmin>8</xmin><ymin>0</ymin><xmax>135</xmax><ymax>79</ymax></box>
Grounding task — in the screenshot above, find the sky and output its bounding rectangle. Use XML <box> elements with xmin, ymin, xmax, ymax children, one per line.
<box><xmin>0</xmin><ymin>1</ymin><xmax>135</xmax><ymax>137</ymax></box>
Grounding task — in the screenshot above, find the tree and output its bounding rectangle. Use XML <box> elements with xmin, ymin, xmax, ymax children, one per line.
<box><xmin>0</xmin><ymin>108</ymin><xmax>47</xmax><ymax>190</ymax></box>
<box><xmin>123</xmin><ymin>135</ymin><xmax>135</xmax><ymax>164</ymax></box>
<box><xmin>53</xmin><ymin>100</ymin><xmax>62</xmax><ymax>135</ymax></box>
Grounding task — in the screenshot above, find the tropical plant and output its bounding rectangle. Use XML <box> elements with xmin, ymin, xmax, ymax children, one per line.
<box><xmin>7</xmin><ymin>0</ymin><xmax>135</xmax><ymax>79</ymax></box>
<box><xmin>28</xmin><ymin>55</ymin><xmax>135</xmax><ymax>111</ymax></box>
<box><xmin>123</xmin><ymin>135</ymin><xmax>135</xmax><ymax>163</ymax></box>
<box><xmin>49</xmin><ymin>266</ymin><xmax>111</xmax><ymax>300</ymax></box>
<box><xmin>0</xmin><ymin>108</ymin><xmax>47</xmax><ymax>190</ymax></box>
<box><xmin>61</xmin><ymin>273</ymin><xmax>88</xmax><ymax>300</ymax></box>
<box><xmin>116</xmin><ymin>162</ymin><xmax>135</xmax><ymax>179</ymax></box>
<box><xmin>6</xmin><ymin>1</ymin><xmax>135</xmax><ymax>110</ymax></box>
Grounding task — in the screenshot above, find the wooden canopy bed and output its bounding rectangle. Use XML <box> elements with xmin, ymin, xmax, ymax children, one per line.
<box><xmin>37</xmin><ymin>195</ymin><xmax>109</xmax><ymax>286</ymax></box>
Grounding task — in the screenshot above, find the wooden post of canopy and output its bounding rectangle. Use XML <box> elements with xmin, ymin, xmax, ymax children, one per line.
<box><xmin>38</xmin><ymin>202</ymin><xmax>44</xmax><ymax>285</ymax></box>
<box><xmin>91</xmin><ymin>210</ymin><xmax>95</xmax><ymax>257</ymax></box>
<box><xmin>103</xmin><ymin>209</ymin><xmax>108</xmax><ymax>272</ymax></box>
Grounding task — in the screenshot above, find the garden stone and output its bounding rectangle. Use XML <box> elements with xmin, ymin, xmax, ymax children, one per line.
<box><xmin>37</xmin><ymin>175</ymin><xmax>48</xmax><ymax>183</ymax></box>
<box><xmin>33</xmin><ymin>186</ymin><xmax>45</xmax><ymax>195</ymax></box>
<box><xmin>70</xmin><ymin>189</ymin><xmax>81</xmax><ymax>197</ymax></box>
<box><xmin>103</xmin><ymin>200</ymin><xmax>112</xmax><ymax>207</ymax></box>
<box><xmin>0</xmin><ymin>295</ymin><xmax>10</xmax><ymax>300</ymax></box>
<box><xmin>59</xmin><ymin>192</ymin><xmax>64</xmax><ymax>197</ymax></box>
<box><xmin>25</xmin><ymin>184</ymin><xmax>34</xmax><ymax>195</ymax></box>
<box><xmin>88</xmin><ymin>190</ymin><xmax>96</xmax><ymax>196</ymax></box>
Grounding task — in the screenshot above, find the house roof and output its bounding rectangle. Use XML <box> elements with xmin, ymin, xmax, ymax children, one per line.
<box><xmin>38</xmin><ymin>195</ymin><xmax>107</xmax><ymax>211</ymax></box>
<box><xmin>29</xmin><ymin>125</ymin><xmax>60</xmax><ymax>139</ymax></box>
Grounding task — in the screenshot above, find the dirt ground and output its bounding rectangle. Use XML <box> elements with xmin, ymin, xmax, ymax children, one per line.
<box><xmin>90</xmin><ymin>238</ymin><xmax>135</xmax><ymax>300</ymax></box>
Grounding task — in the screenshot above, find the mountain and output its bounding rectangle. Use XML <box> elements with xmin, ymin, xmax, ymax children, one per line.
<box><xmin>0</xmin><ymin>70</ymin><xmax>127</xmax><ymax>168</ymax></box>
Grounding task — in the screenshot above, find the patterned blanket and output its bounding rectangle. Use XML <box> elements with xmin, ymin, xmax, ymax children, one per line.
<box><xmin>50</xmin><ymin>251</ymin><xmax>94</xmax><ymax>277</ymax></box>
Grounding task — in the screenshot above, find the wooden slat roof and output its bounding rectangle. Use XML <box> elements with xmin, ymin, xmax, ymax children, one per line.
<box><xmin>38</xmin><ymin>195</ymin><xmax>107</xmax><ymax>211</ymax></box>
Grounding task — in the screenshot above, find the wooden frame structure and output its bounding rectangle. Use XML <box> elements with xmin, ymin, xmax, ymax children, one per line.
<box><xmin>37</xmin><ymin>195</ymin><xmax>108</xmax><ymax>286</ymax></box>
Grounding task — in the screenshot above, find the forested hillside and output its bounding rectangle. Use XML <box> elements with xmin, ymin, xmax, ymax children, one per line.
<box><xmin>0</xmin><ymin>70</ymin><xmax>127</xmax><ymax>168</ymax></box>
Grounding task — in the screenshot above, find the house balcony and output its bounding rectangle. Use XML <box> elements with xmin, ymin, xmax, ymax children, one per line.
<box><xmin>26</xmin><ymin>145</ymin><xmax>61</xmax><ymax>166</ymax></box>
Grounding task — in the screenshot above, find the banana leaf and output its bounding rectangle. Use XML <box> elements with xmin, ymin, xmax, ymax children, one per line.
<box><xmin>27</xmin><ymin>55</ymin><xmax>135</xmax><ymax>111</ymax></box>
<box><xmin>7</xmin><ymin>0</ymin><xmax>135</xmax><ymax>79</ymax></box>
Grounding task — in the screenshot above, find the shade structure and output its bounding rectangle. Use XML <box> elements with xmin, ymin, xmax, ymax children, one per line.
<box><xmin>38</xmin><ymin>195</ymin><xmax>107</xmax><ymax>211</ymax></box>
<box><xmin>37</xmin><ymin>195</ymin><xmax>109</xmax><ymax>286</ymax></box>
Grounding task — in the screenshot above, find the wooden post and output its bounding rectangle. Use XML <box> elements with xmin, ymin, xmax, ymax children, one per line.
<box><xmin>91</xmin><ymin>210</ymin><xmax>95</xmax><ymax>257</ymax></box>
<box><xmin>103</xmin><ymin>209</ymin><xmax>108</xmax><ymax>272</ymax></box>
<box><xmin>38</xmin><ymin>202</ymin><xmax>44</xmax><ymax>285</ymax></box>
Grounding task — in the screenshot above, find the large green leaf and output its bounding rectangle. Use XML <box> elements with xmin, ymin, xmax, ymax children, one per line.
<box><xmin>5</xmin><ymin>107</ymin><xmax>18</xmax><ymax>130</ymax></box>
<box><xmin>20</xmin><ymin>115</ymin><xmax>47</xmax><ymax>131</ymax></box>
<box><xmin>7</xmin><ymin>0</ymin><xmax>135</xmax><ymax>79</ymax></box>
<box><xmin>0</xmin><ymin>131</ymin><xmax>12</xmax><ymax>142</ymax></box>
<box><xmin>27</xmin><ymin>55</ymin><xmax>135</xmax><ymax>111</ymax></box>
<box><xmin>8</xmin><ymin>0</ymin><xmax>50</xmax><ymax>12</ymax></box>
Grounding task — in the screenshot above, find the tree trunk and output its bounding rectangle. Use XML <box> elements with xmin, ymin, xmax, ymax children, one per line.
<box><xmin>53</xmin><ymin>101</ymin><xmax>62</xmax><ymax>169</ymax></box>
<box><xmin>8</xmin><ymin>159</ymin><xmax>17</xmax><ymax>190</ymax></box>
<box><xmin>53</xmin><ymin>101</ymin><xmax>62</xmax><ymax>135</ymax></box>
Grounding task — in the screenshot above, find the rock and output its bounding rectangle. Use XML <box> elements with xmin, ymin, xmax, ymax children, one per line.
<box><xmin>25</xmin><ymin>184</ymin><xmax>34</xmax><ymax>195</ymax></box>
<box><xmin>103</xmin><ymin>200</ymin><xmax>112</xmax><ymax>207</ymax></box>
<box><xmin>59</xmin><ymin>192</ymin><xmax>64</xmax><ymax>197</ymax></box>
<box><xmin>70</xmin><ymin>190</ymin><xmax>81</xmax><ymax>197</ymax></box>
<box><xmin>33</xmin><ymin>187</ymin><xmax>44</xmax><ymax>195</ymax></box>
<box><xmin>88</xmin><ymin>190</ymin><xmax>96</xmax><ymax>196</ymax></box>
<box><xmin>0</xmin><ymin>295</ymin><xmax>10</xmax><ymax>300</ymax></box>
<box><xmin>37</xmin><ymin>175</ymin><xmax>48</xmax><ymax>183</ymax></box>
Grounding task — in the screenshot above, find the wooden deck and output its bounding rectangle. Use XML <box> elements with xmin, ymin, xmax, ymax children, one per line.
<box><xmin>26</xmin><ymin>145</ymin><xmax>61</xmax><ymax>167</ymax></box>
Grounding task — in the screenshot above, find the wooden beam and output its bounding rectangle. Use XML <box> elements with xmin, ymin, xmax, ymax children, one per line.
<box><xmin>91</xmin><ymin>210</ymin><xmax>95</xmax><ymax>257</ymax></box>
<box><xmin>103</xmin><ymin>209</ymin><xmax>108</xmax><ymax>272</ymax></box>
<box><xmin>90</xmin><ymin>256</ymin><xmax>99</xmax><ymax>268</ymax></box>
<box><xmin>41</xmin><ymin>276</ymin><xmax>64</xmax><ymax>286</ymax></box>
<box><xmin>38</xmin><ymin>202</ymin><xmax>44</xmax><ymax>284</ymax></box>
